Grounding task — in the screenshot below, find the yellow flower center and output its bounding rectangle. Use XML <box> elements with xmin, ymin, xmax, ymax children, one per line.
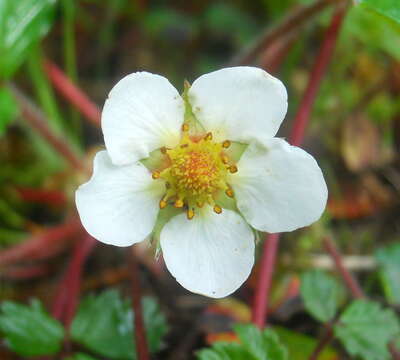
<box><xmin>152</xmin><ymin>126</ymin><xmax>236</xmax><ymax>219</ymax></box>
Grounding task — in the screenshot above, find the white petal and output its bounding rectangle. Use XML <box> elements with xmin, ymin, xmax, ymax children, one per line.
<box><xmin>160</xmin><ymin>207</ymin><xmax>255</xmax><ymax>298</ymax></box>
<box><xmin>102</xmin><ymin>72</ymin><xmax>184</xmax><ymax>165</ymax></box>
<box><xmin>75</xmin><ymin>151</ymin><xmax>165</xmax><ymax>246</ymax></box>
<box><xmin>188</xmin><ymin>67</ymin><xmax>287</xmax><ymax>143</ymax></box>
<box><xmin>229</xmin><ymin>139</ymin><xmax>328</xmax><ymax>233</ymax></box>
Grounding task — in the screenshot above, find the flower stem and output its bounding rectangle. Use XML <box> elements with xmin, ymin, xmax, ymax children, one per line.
<box><xmin>289</xmin><ymin>4</ymin><xmax>347</xmax><ymax>147</ymax></box>
<box><xmin>322</xmin><ymin>236</ymin><xmax>364</xmax><ymax>299</ymax></box>
<box><xmin>8</xmin><ymin>84</ymin><xmax>87</xmax><ymax>174</ymax></box>
<box><xmin>251</xmin><ymin>4</ymin><xmax>346</xmax><ymax>329</ymax></box>
<box><xmin>308</xmin><ymin>324</ymin><xmax>334</xmax><ymax>360</ymax></box>
<box><xmin>128</xmin><ymin>248</ymin><xmax>150</xmax><ymax>360</ymax></box>
<box><xmin>52</xmin><ymin>235</ymin><xmax>96</xmax><ymax>326</ymax></box>
<box><xmin>0</xmin><ymin>218</ymin><xmax>81</xmax><ymax>266</ymax></box>
<box><xmin>252</xmin><ymin>233</ymin><xmax>280</xmax><ymax>328</ymax></box>
<box><xmin>229</xmin><ymin>0</ymin><xmax>339</xmax><ymax>66</ymax></box>
<box><xmin>43</xmin><ymin>59</ymin><xmax>101</xmax><ymax>127</ymax></box>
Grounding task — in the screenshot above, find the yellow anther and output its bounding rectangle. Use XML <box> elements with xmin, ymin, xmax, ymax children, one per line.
<box><xmin>204</xmin><ymin>132</ymin><xmax>213</xmax><ymax>141</ymax></box>
<box><xmin>159</xmin><ymin>199</ymin><xmax>167</xmax><ymax>209</ymax></box>
<box><xmin>213</xmin><ymin>205</ymin><xmax>222</xmax><ymax>214</ymax></box>
<box><xmin>222</xmin><ymin>140</ymin><xmax>231</xmax><ymax>148</ymax></box>
<box><xmin>225</xmin><ymin>188</ymin><xmax>234</xmax><ymax>198</ymax></box>
<box><xmin>174</xmin><ymin>199</ymin><xmax>184</xmax><ymax>208</ymax></box>
<box><xmin>229</xmin><ymin>165</ymin><xmax>238</xmax><ymax>174</ymax></box>
<box><xmin>180</xmin><ymin>143</ymin><xmax>189</xmax><ymax>148</ymax></box>
<box><xmin>182</xmin><ymin>123</ymin><xmax>189</xmax><ymax>132</ymax></box>
<box><xmin>196</xmin><ymin>201</ymin><xmax>204</xmax><ymax>208</ymax></box>
<box><xmin>187</xmin><ymin>208</ymin><xmax>195</xmax><ymax>220</ymax></box>
<box><xmin>221</xmin><ymin>155</ymin><xmax>229</xmax><ymax>164</ymax></box>
<box><xmin>160</xmin><ymin>147</ymin><xmax>167</xmax><ymax>154</ymax></box>
<box><xmin>152</xmin><ymin>171</ymin><xmax>160</xmax><ymax>179</ymax></box>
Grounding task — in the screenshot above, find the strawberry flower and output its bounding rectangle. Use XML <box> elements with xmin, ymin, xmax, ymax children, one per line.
<box><xmin>75</xmin><ymin>67</ymin><xmax>327</xmax><ymax>298</ymax></box>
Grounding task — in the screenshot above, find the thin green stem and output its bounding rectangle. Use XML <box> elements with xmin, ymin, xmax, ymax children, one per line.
<box><xmin>62</xmin><ymin>0</ymin><xmax>82</xmax><ymax>143</ymax></box>
<box><xmin>27</xmin><ymin>45</ymin><xmax>65</xmax><ymax>137</ymax></box>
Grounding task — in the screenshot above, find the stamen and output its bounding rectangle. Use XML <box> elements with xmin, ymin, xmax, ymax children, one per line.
<box><xmin>159</xmin><ymin>199</ymin><xmax>167</xmax><ymax>209</ymax></box>
<box><xmin>180</xmin><ymin>143</ymin><xmax>189</xmax><ymax>148</ymax></box>
<box><xmin>213</xmin><ymin>205</ymin><xmax>222</xmax><ymax>214</ymax></box>
<box><xmin>228</xmin><ymin>165</ymin><xmax>238</xmax><ymax>174</ymax></box>
<box><xmin>152</xmin><ymin>171</ymin><xmax>160</xmax><ymax>179</ymax></box>
<box><xmin>160</xmin><ymin>146</ymin><xmax>167</xmax><ymax>154</ymax></box>
<box><xmin>174</xmin><ymin>199</ymin><xmax>184</xmax><ymax>208</ymax></box>
<box><xmin>221</xmin><ymin>155</ymin><xmax>229</xmax><ymax>164</ymax></box>
<box><xmin>204</xmin><ymin>132</ymin><xmax>213</xmax><ymax>141</ymax></box>
<box><xmin>225</xmin><ymin>188</ymin><xmax>234</xmax><ymax>198</ymax></box>
<box><xmin>182</xmin><ymin>123</ymin><xmax>189</xmax><ymax>132</ymax></box>
<box><xmin>222</xmin><ymin>140</ymin><xmax>231</xmax><ymax>148</ymax></box>
<box><xmin>187</xmin><ymin>208</ymin><xmax>195</xmax><ymax>220</ymax></box>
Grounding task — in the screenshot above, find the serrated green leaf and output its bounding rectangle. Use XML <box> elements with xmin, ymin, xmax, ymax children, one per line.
<box><xmin>70</xmin><ymin>290</ymin><xmax>167</xmax><ymax>360</ymax></box>
<box><xmin>196</xmin><ymin>324</ymin><xmax>287</xmax><ymax>360</ymax></box>
<box><xmin>197</xmin><ymin>342</ymin><xmax>253</xmax><ymax>360</ymax></box>
<box><xmin>375</xmin><ymin>242</ymin><xmax>400</xmax><ymax>304</ymax></box>
<box><xmin>0</xmin><ymin>87</ymin><xmax>18</xmax><ymax>135</ymax></box>
<box><xmin>359</xmin><ymin>0</ymin><xmax>400</xmax><ymax>25</ymax></box>
<box><xmin>0</xmin><ymin>0</ymin><xmax>56</xmax><ymax>79</ymax></box>
<box><xmin>334</xmin><ymin>300</ymin><xmax>400</xmax><ymax>360</ymax></box>
<box><xmin>0</xmin><ymin>299</ymin><xmax>65</xmax><ymax>356</ymax></box>
<box><xmin>274</xmin><ymin>327</ymin><xmax>338</xmax><ymax>360</ymax></box>
<box><xmin>234</xmin><ymin>324</ymin><xmax>287</xmax><ymax>360</ymax></box>
<box><xmin>300</xmin><ymin>270</ymin><xmax>343</xmax><ymax>323</ymax></box>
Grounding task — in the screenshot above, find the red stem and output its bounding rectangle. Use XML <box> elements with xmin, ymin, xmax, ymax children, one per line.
<box><xmin>8</xmin><ymin>84</ymin><xmax>87</xmax><ymax>173</ymax></box>
<box><xmin>309</xmin><ymin>325</ymin><xmax>334</xmax><ymax>360</ymax></box>
<box><xmin>251</xmin><ymin>4</ymin><xmax>346</xmax><ymax>328</ymax></box>
<box><xmin>15</xmin><ymin>187</ymin><xmax>67</xmax><ymax>206</ymax></box>
<box><xmin>0</xmin><ymin>218</ymin><xmax>81</xmax><ymax>266</ymax></box>
<box><xmin>289</xmin><ymin>4</ymin><xmax>347</xmax><ymax>147</ymax></box>
<box><xmin>322</xmin><ymin>236</ymin><xmax>364</xmax><ymax>299</ymax></box>
<box><xmin>52</xmin><ymin>235</ymin><xmax>96</xmax><ymax>326</ymax></box>
<box><xmin>44</xmin><ymin>59</ymin><xmax>101</xmax><ymax>127</ymax></box>
<box><xmin>252</xmin><ymin>233</ymin><xmax>280</xmax><ymax>328</ymax></box>
<box><xmin>129</xmin><ymin>249</ymin><xmax>150</xmax><ymax>360</ymax></box>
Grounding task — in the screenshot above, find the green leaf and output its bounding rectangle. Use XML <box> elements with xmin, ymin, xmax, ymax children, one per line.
<box><xmin>334</xmin><ymin>300</ymin><xmax>400</xmax><ymax>360</ymax></box>
<box><xmin>359</xmin><ymin>0</ymin><xmax>400</xmax><ymax>25</ymax></box>
<box><xmin>64</xmin><ymin>353</ymin><xmax>100</xmax><ymax>360</ymax></box>
<box><xmin>300</xmin><ymin>270</ymin><xmax>343</xmax><ymax>323</ymax></box>
<box><xmin>197</xmin><ymin>342</ymin><xmax>253</xmax><ymax>360</ymax></box>
<box><xmin>274</xmin><ymin>327</ymin><xmax>338</xmax><ymax>360</ymax></box>
<box><xmin>342</xmin><ymin>6</ymin><xmax>400</xmax><ymax>60</ymax></box>
<box><xmin>70</xmin><ymin>290</ymin><xmax>167</xmax><ymax>360</ymax></box>
<box><xmin>0</xmin><ymin>0</ymin><xmax>56</xmax><ymax>79</ymax></box>
<box><xmin>234</xmin><ymin>324</ymin><xmax>287</xmax><ymax>360</ymax></box>
<box><xmin>0</xmin><ymin>87</ymin><xmax>18</xmax><ymax>135</ymax></box>
<box><xmin>196</xmin><ymin>324</ymin><xmax>287</xmax><ymax>360</ymax></box>
<box><xmin>375</xmin><ymin>242</ymin><xmax>400</xmax><ymax>304</ymax></box>
<box><xmin>0</xmin><ymin>299</ymin><xmax>65</xmax><ymax>356</ymax></box>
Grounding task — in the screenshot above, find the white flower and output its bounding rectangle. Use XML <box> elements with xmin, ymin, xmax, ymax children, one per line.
<box><xmin>75</xmin><ymin>67</ymin><xmax>328</xmax><ymax>298</ymax></box>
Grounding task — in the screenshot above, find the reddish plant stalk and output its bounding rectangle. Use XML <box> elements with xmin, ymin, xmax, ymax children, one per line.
<box><xmin>252</xmin><ymin>233</ymin><xmax>280</xmax><ymax>327</ymax></box>
<box><xmin>251</xmin><ymin>4</ymin><xmax>347</xmax><ymax>329</ymax></box>
<box><xmin>0</xmin><ymin>218</ymin><xmax>81</xmax><ymax>266</ymax></box>
<box><xmin>308</xmin><ymin>325</ymin><xmax>334</xmax><ymax>360</ymax></box>
<box><xmin>129</xmin><ymin>249</ymin><xmax>150</xmax><ymax>360</ymax></box>
<box><xmin>229</xmin><ymin>0</ymin><xmax>339</xmax><ymax>66</ymax></box>
<box><xmin>15</xmin><ymin>187</ymin><xmax>67</xmax><ymax>206</ymax></box>
<box><xmin>44</xmin><ymin>59</ymin><xmax>101</xmax><ymax>127</ymax></box>
<box><xmin>289</xmin><ymin>4</ymin><xmax>347</xmax><ymax>146</ymax></box>
<box><xmin>322</xmin><ymin>236</ymin><xmax>364</xmax><ymax>299</ymax></box>
<box><xmin>8</xmin><ymin>84</ymin><xmax>87</xmax><ymax>173</ymax></box>
<box><xmin>52</xmin><ymin>235</ymin><xmax>96</xmax><ymax>326</ymax></box>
